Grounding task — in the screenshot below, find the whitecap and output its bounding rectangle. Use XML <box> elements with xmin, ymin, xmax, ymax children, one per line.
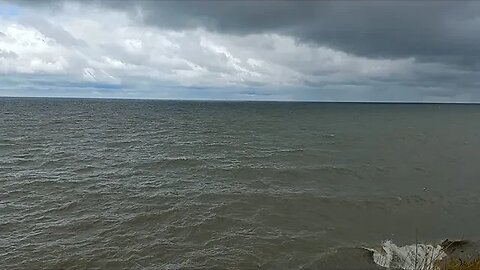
<box><xmin>367</xmin><ymin>240</ymin><xmax>446</xmax><ymax>270</ymax></box>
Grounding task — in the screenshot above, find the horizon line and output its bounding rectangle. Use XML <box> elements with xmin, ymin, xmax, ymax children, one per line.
<box><xmin>1</xmin><ymin>95</ymin><xmax>480</xmax><ymax>105</ymax></box>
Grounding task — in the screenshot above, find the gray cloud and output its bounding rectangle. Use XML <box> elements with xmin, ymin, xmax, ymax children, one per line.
<box><xmin>92</xmin><ymin>0</ymin><xmax>480</xmax><ymax>69</ymax></box>
<box><xmin>19</xmin><ymin>15</ymin><xmax>87</xmax><ymax>47</ymax></box>
<box><xmin>0</xmin><ymin>49</ymin><xmax>18</xmax><ymax>59</ymax></box>
<box><xmin>8</xmin><ymin>0</ymin><xmax>480</xmax><ymax>66</ymax></box>
<box><xmin>8</xmin><ymin>0</ymin><xmax>480</xmax><ymax>68</ymax></box>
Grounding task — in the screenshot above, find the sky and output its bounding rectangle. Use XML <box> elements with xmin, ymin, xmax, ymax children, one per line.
<box><xmin>0</xmin><ymin>0</ymin><xmax>479</xmax><ymax>102</ymax></box>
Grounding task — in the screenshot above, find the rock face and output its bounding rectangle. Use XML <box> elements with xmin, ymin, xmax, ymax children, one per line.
<box><xmin>441</xmin><ymin>239</ymin><xmax>473</xmax><ymax>256</ymax></box>
<box><xmin>439</xmin><ymin>240</ymin><xmax>480</xmax><ymax>268</ymax></box>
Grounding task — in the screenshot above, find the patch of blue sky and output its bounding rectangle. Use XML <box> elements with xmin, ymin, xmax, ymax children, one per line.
<box><xmin>0</xmin><ymin>2</ymin><xmax>21</xmax><ymax>18</ymax></box>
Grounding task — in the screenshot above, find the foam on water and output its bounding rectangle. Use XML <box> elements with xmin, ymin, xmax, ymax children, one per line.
<box><xmin>368</xmin><ymin>240</ymin><xmax>446</xmax><ymax>270</ymax></box>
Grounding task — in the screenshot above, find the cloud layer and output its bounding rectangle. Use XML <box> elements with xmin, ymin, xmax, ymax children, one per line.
<box><xmin>1</xmin><ymin>0</ymin><xmax>479</xmax><ymax>101</ymax></box>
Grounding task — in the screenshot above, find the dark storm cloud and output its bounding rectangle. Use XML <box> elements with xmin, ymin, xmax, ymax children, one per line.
<box><xmin>100</xmin><ymin>0</ymin><xmax>480</xmax><ymax>68</ymax></box>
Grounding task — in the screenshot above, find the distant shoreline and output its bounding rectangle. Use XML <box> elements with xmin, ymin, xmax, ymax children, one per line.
<box><xmin>1</xmin><ymin>96</ymin><xmax>480</xmax><ymax>105</ymax></box>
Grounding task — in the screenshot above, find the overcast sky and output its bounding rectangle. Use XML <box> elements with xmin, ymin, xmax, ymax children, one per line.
<box><xmin>1</xmin><ymin>0</ymin><xmax>479</xmax><ymax>102</ymax></box>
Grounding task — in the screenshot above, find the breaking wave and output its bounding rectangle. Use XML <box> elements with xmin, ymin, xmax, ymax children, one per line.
<box><xmin>366</xmin><ymin>240</ymin><xmax>446</xmax><ymax>270</ymax></box>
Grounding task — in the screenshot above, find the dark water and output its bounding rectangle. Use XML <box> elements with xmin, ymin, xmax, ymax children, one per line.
<box><xmin>1</xmin><ymin>98</ymin><xmax>480</xmax><ymax>269</ymax></box>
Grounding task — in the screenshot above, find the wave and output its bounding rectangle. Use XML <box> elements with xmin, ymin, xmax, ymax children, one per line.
<box><xmin>133</xmin><ymin>156</ymin><xmax>205</xmax><ymax>171</ymax></box>
<box><xmin>365</xmin><ymin>240</ymin><xmax>446</xmax><ymax>270</ymax></box>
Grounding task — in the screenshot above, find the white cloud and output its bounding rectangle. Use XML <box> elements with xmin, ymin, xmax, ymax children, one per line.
<box><xmin>124</xmin><ymin>39</ymin><xmax>142</xmax><ymax>51</ymax></box>
<box><xmin>0</xmin><ymin>22</ymin><xmax>67</xmax><ymax>74</ymax></box>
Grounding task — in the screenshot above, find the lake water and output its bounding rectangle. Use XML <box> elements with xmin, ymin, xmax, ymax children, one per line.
<box><xmin>1</xmin><ymin>98</ymin><xmax>479</xmax><ymax>269</ymax></box>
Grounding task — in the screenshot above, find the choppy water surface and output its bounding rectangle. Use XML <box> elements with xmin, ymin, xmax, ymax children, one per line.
<box><xmin>1</xmin><ymin>98</ymin><xmax>480</xmax><ymax>269</ymax></box>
